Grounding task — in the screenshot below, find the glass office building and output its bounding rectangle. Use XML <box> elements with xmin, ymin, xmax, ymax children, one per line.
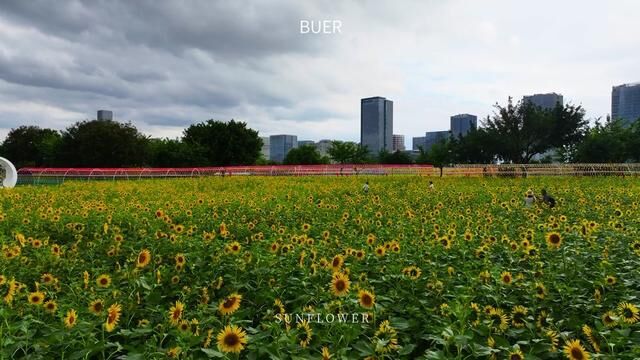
<box><xmin>612</xmin><ymin>82</ymin><xmax>640</xmax><ymax>126</ymax></box>
<box><xmin>450</xmin><ymin>114</ymin><xmax>477</xmax><ymax>138</ymax></box>
<box><xmin>361</xmin><ymin>97</ymin><xmax>393</xmax><ymax>154</ymax></box>
<box><xmin>269</xmin><ymin>135</ymin><xmax>297</xmax><ymax>163</ymax></box>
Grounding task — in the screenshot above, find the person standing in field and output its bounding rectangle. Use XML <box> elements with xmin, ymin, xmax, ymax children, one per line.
<box><xmin>362</xmin><ymin>181</ymin><xmax>369</xmax><ymax>194</ymax></box>
<box><xmin>524</xmin><ymin>190</ymin><xmax>536</xmax><ymax>207</ymax></box>
<box><xmin>541</xmin><ymin>189</ymin><xmax>556</xmax><ymax>208</ymax></box>
<box><xmin>429</xmin><ymin>181</ymin><xmax>434</xmax><ymax>191</ymax></box>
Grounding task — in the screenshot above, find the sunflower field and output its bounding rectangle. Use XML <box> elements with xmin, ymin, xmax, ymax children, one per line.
<box><xmin>1</xmin><ymin>176</ymin><xmax>639</xmax><ymax>359</ymax></box>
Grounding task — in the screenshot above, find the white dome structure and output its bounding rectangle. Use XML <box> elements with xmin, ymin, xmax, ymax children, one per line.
<box><xmin>0</xmin><ymin>157</ymin><xmax>18</xmax><ymax>188</ymax></box>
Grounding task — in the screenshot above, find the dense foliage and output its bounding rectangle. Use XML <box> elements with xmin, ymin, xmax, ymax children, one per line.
<box><xmin>1</xmin><ymin>176</ymin><xmax>639</xmax><ymax>359</ymax></box>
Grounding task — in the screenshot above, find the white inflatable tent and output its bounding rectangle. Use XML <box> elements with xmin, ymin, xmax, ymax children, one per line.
<box><xmin>0</xmin><ymin>157</ymin><xmax>18</xmax><ymax>188</ymax></box>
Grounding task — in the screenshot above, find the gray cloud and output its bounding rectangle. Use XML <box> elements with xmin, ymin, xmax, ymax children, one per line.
<box><xmin>0</xmin><ymin>0</ymin><xmax>639</xmax><ymax>146</ymax></box>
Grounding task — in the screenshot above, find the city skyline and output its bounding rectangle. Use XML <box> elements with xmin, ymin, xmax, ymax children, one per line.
<box><xmin>1</xmin><ymin>1</ymin><xmax>639</xmax><ymax>149</ymax></box>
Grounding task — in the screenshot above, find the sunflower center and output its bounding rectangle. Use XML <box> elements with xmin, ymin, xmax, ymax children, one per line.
<box><xmin>550</xmin><ymin>234</ymin><xmax>560</xmax><ymax>243</ymax></box>
<box><xmin>224</xmin><ymin>333</ymin><xmax>239</xmax><ymax>346</ymax></box>
<box><xmin>335</xmin><ymin>280</ymin><xmax>346</xmax><ymax>291</ymax></box>
<box><xmin>361</xmin><ymin>294</ymin><xmax>372</xmax><ymax>306</ymax></box>
<box><xmin>571</xmin><ymin>348</ymin><xmax>584</xmax><ymax>359</ymax></box>
<box><xmin>223</xmin><ymin>298</ymin><xmax>236</xmax><ymax>308</ymax></box>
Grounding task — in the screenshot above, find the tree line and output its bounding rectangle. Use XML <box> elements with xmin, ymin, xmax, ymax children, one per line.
<box><xmin>1</xmin><ymin>97</ymin><xmax>639</xmax><ymax>169</ymax></box>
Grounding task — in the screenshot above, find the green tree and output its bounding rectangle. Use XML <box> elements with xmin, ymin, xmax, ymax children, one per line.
<box><xmin>574</xmin><ymin>118</ymin><xmax>631</xmax><ymax>163</ymax></box>
<box><xmin>483</xmin><ymin>98</ymin><xmax>587</xmax><ymax>163</ymax></box>
<box><xmin>378</xmin><ymin>150</ymin><xmax>413</xmax><ymax>164</ymax></box>
<box><xmin>327</xmin><ymin>141</ymin><xmax>369</xmax><ymax>164</ymax></box>
<box><xmin>283</xmin><ymin>145</ymin><xmax>328</xmax><ymax>165</ymax></box>
<box><xmin>57</xmin><ymin>120</ymin><xmax>149</xmax><ymax>167</ymax></box>
<box><xmin>146</xmin><ymin>138</ymin><xmax>208</xmax><ymax>167</ymax></box>
<box><xmin>417</xmin><ymin>140</ymin><xmax>453</xmax><ymax>177</ymax></box>
<box><xmin>183</xmin><ymin>119</ymin><xmax>262</xmax><ymax>166</ymax></box>
<box><xmin>0</xmin><ymin>126</ymin><xmax>61</xmax><ymax>168</ymax></box>
<box><xmin>451</xmin><ymin>129</ymin><xmax>495</xmax><ymax>164</ymax></box>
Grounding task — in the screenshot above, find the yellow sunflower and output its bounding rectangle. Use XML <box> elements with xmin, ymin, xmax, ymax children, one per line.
<box><xmin>96</xmin><ymin>274</ymin><xmax>112</xmax><ymax>288</ymax></box>
<box><xmin>64</xmin><ymin>309</ymin><xmax>78</xmax><ymax>329</ymax></box>
<box><xmin>44</xmin><ymin>300</ymin><xmax>57</xmax><ymax>313</ymax></box>
<box><xmin>28</xmin><ymin>291</ymin><xmax>45</xmax><ymax>305</ymax></box>
<box><xmin>500</xmin><ymin>271</ymin><xmax>513</xmax><ymax>285</ymax></box>
<box><xmin>216</xmin><ymin>325</ymin><xmax>248</xmax><ymax>354</ymax></box>
<box><xmin>136</xmin><ymin>249</ymin><xmax>151</xmax><ymax>268</ymax></box>
<box><xmin>330</xmin><ymin>272</ymin><xmax>350</xmax><ymax>297</ymax></box>
<box><xmin>297</xmin><ymin>320</ymin><xmax>313</xmax><ymax>348</ymax></box>
<box><xmin>508</xmin><ymin>349</ymin><xmax>524</xmax><ymax>360</ymax></box>
<box><xmin>358</xmin><ymin>289</ymin><xmax>375</xmax><ymax>309</ymax></box>
<box><xmin>563</xmin><ymin>339</ymin><xmax>590</xmax><ymax>360</ymax></box>
<box><xmin>330</xmin><ymin>255</ymin><xmax>344</xmax><ymax>271</ymax></box>
<box><xmin>545</xmin><ymin>231</ymin><xmax>562</xmax><ymax>249</ymax></box>
<box><xmin>218</xmin><ymin>293</ymin><xmax>242</xmax><ymax>315</ymax></box>
<box><xmin>105</xmin><ymin>303</ymin><xmax>122</xmax><ymax>332</ymax></box>
<box><xmin>168</xmin><ymin>300</ymin><xmax>184</xmax><ymax>325</ymax></box>
<box><xmin>617</xmin><ymin>302</ymin><xmax>639</xmax><ymax>324</ymax></box>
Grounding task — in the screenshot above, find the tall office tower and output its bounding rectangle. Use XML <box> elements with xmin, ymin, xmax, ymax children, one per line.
<box><xmin>269</xmin><ymin>135</ymin><xmax>298</xmax><ymax>163</ymax></box>
<box><xmin>260</xmin><ymin>137</ymin><xmax>270</xmax><ymax>160</ymax></box>
<box><xmin>97</xmin><ymin>110</ymin><xmax>113</xmax><ymax>121</ymax></box>
<box><xmin>361</xmin><ymin>97</ymin><xmax>393</xmax><ymax>154</ymax></box>
<box><xmin>450</xmin><ymin>114</ymin><xmax>478</xmax><ymax>138</ymax></box>
<box><xmin>412</xmin><ymin>136</ymin><xmax>426</xmax><ymax>151</ymax></box>
<box><xmin>392</xmin><ymin>134</ymin><xmax>405</xmax><ymax>152</ymax></box>
<box><xmin>612</xmin><ymin>82</ymin><xmax>640</xmax><ymax>126</ymax></box>
<box><xmin>522</xmin><ymin>93</ymin><xmax>564</xmax><ymax>109</ymax></box>
<box><xmin>424</xmin><ymin>130</ymin><xmax>451</xmax><ymax>152</ymax></box>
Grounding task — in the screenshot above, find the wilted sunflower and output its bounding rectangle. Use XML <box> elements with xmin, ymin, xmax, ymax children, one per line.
<box><xmin>617</xmin><ymin>302</ymin><xmax>639</xmax><ymax>324</ymax></box>
<box><xmin>168</xmin><ymin>300</ymin><xmax>184</xmax><ymax>325</ymax></box>
<box><xmin>218</xmin><ymin>293</ymin><xmax>242</xmax><ymax>315</ymax></box>
<box><xmin>358</xmin><ymin>289</ymin><xmax>375</xmax><ymax>309</ymax></box>
<box><xmin>64</xmin><ymin>309</ymin><xmax>78</xmax><ymax>329</ymax></box>
<box><xmin>89</xmin><ymin>299</ymin><xmax>104</xmax><ymax>314</ymax></box>
<box><xmin>330</xmin><ymin>272</ymin><xmax>350</xmax><ymax>297</ymax></box>
<box><xmin>545</xmin><ymin>231</ymin><xmax>562</xmax><ymax>249</ymax></box>
<box><xmin>28</xmin><ymin>291</ymin><xmax>45</xmax><ymax>305</ymax></box>
<box><xmin>96</xmin><ymin>274</ymin><xmax>112</xmax><ymax>288</ymax></box>
<box><xmin>563</xmin><ymin>339</ymin><xmax>590</xmax><ymax>360</ymax></box>
<box><xmin>136</xmin><ymin>249</ymin><xmax>151</xmax><ymax>268</ymax></box>
<box><xmin>105</xmin><ymin>303</ymin><xmax>122</xmax><ymax>332</ymax></box>
<box><xmin>44</xmin><ymin>300</ymin><xmax>57</xmax><ymax>313</ymax></box>
<box><xmin>216</xmin><ymin>325</ymin><xmax>248</xmax><ymax>353</ymax></box>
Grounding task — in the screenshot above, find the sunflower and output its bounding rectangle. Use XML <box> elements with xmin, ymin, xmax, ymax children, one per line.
<box><xmin>358</xmin><ymin>289</ymin><xmax>375</xmax><ymax>309</ymax></box>
<box><xmin>136</xmin><ymin>249</ymin><xmax>151</xmax><ymax>268</ymax></box>
<box><xmin>601</xmin><ymin>311</ymin><xmax>617</xmax><ymax>327</ymax></box>
<box><xmin>321</xmin><ymin>346</ymin><xmax>332</xmax><ymax>360</ymax></box>
<box><xmin>373</xmin><ymin>320</ymin><xmax>399</xmax><ymax>354</ymax></box>
<box><xmin>297</xmin><ymin>320</ymin><xmax>313</xmax><ymax>348</ymax></box>
<box><xmin>41</xmin><ymin>273</ymin><xmax>55</xmax><ymax>285</ymax></box>
<box><xmin>216</xmin><ymin>325</ymin><xmax>248</xmax><ymax>354</ymax></box>
<box><xmin>402</xmin><ymin>266</ymin><xmax>422</xmax><ymax>280</ymax></box>
<box><xmin>500</xmin><ymin>271</ymin><xmax>513</xmax><ymax>285</ymax></box>
<box><xmin>218</xmin><ymin>293</ymin><xmax>242</xmax><ymax>315</ymax></box>
<box><xmin>563</xmin><ymin>339</ymin><xmax>590</xmax><ymax>360</ymax></box>
<box><xmin>330</xmin><ymin>255</ymin><xmax>344</xmax><ymax>271</ymax></box>
<box><xmin>488</xmin><ymin>308</ymin><xmax>509</xmax><ymax>332</ymax></box>
<box><xmin>330</xmin><ymin>272</ymin><xmax>350</xmax><ymax>297</ymax></box>
<box><xmin>535</xmin><ymin>282</ymin><xmax>546</xmax><ymax>299</ymax></box>
<box><xmin>228</xmin><ymin>241</ymin><xmax>242</xmax><ymax>254</ymax></box>
<box><xmin>44</xmin><ymin>300</ymin><xmax>57</xmax><ymax>313</ymax></box>
<box><xmin>167</xmin><ymin>346</ymin><xmax>181</xmax><ymax>358</ymax></box>
<box><xmin>89</xmin><ymin>299</ymin><xmax>104</xmax><ymax>314</ymax></box>
<box><xmin>582</xmin><ymin>325</ymin><xmax>600</xmax><ymax>353</ymax></box>
<box><xmin>28</xmin><ymin>291</ymin><xmax>45</xmax><ymax>305</ymax></box>
<box><xmin>178</xmin><ymin>319</ymin><xmax>190</xmax><ymax>332</ymax></box>
<box><xmin>605</xmin><ymin>275</ymin><xmax>616</xmax><ymax>286</ymax></box>
<box><xmin>168</xmin><ymin>300</ymin><xmax>184</xmax><ymax>325</ymax></box>
<box><xmin>617</xmin><ymin>302</ymin><xmax>640</xmax><ymax>324</ymax></box>
<box><xmin>64</xmin><ymin>309</ymin><xmax>78</xmax><ymax>329</ymax></box>
<box><xmin>545</xmin><ymin>232</ymin><xmax>562</xmax><ymax>249</ymax></box>
<box><xmin>203</xmin><ymin>328</ymin><xmax>214</xmax><ymax>348</ymax></box>
<box><xmin>546</xmin><ymin>329</ymin><xmax>559</xmax><ymax>352</ymax></box>
<box><xmin>439</xmin><ymin>236</ymin><xmax>452</xmax><ymax>249</ymax></box>
<box><xmin>105</xmin><ymin>303</ymin><xmax>122</xmax><ymax>332</ymax></box>
<box><xmin>508</xmin><ymin>349</ymin><xmax>524</xmax><ymax>360</ymax></box>
<box><xmin>96</xmin><ymin>274</ymin><xmax>112</xmax><ymax>288</ymax></box>
<box><xmin>374</xmin><ymin>245</ymin><xmax>386</xmax><ymax>257</ymax></box>
<box><xmin>174</xmin><ymin>253</ymin><xmax>186</xmax><ymax>266</ymax></box>
<box><xmin>511</xmin><ymin>305</ymin><xmax>528</xmax><ymax>328</ymax></box>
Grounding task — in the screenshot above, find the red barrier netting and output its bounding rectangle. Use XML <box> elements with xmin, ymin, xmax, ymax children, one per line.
<box><xmin>16</xmin><ymin>164</ymin><xmax>436</xmax><ymax>184</ymax></box>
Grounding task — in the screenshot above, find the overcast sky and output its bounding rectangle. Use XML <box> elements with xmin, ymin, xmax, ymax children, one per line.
<box><xmin>1</xmin><ymin>0</ymin><xmax>638</xmax><ymax>146</ymax></box>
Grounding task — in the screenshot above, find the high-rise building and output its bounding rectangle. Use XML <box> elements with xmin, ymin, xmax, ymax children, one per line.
<box><xmin>316</xmin><ymin>140</ymin><xmax>333</xmax><ymax>157</ymax></box>
<box><xmin>392</xmin><ymin>134</ymin><xmax>405</xmax><ymax>152</ymax></box>
<box><xmin>612</xmin><ymin>82</ymin><xmax>640</xmax><ymax>126</ymax></box>
<box><xmin>523</xmin><ymin>93</ymin><xmax>563</xmax><ymax>109</ymax></box>
<box><xmin>424</xmin><ymin>130</ymin><xmax>450</xmax><ymax>152</ymax></box>
<box><xmin>361</xmin><ymin>97</ymin><xmax>393</xmax><ymax>154</ymax></box>
<box><xmin>269</xmin><ymin>135</ymin><xmax>298</xmax><ymax>163</ymax></box>
<box><xmin>412</xmin><ymin>136</ymin><xmax>426</xmax><ymax>151</ymax></box>
<box><xmin>97</xmin><ymin>110</ymin><xmax>113</xmax><ymax>121</ymax></box>
<box><xmin>450</xmin><ymin>114</ymin><xmax>477</xmax><ymax>138</ymax></box>
<box><xmin>260</xmin><ymin>137</ymin><xmax>270</xmax><ymax>160</ymax></box>
<box><xmin>298</xmin><ymin>140</ymin><xmax>315</xmax><ymax>147</ymax></box>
